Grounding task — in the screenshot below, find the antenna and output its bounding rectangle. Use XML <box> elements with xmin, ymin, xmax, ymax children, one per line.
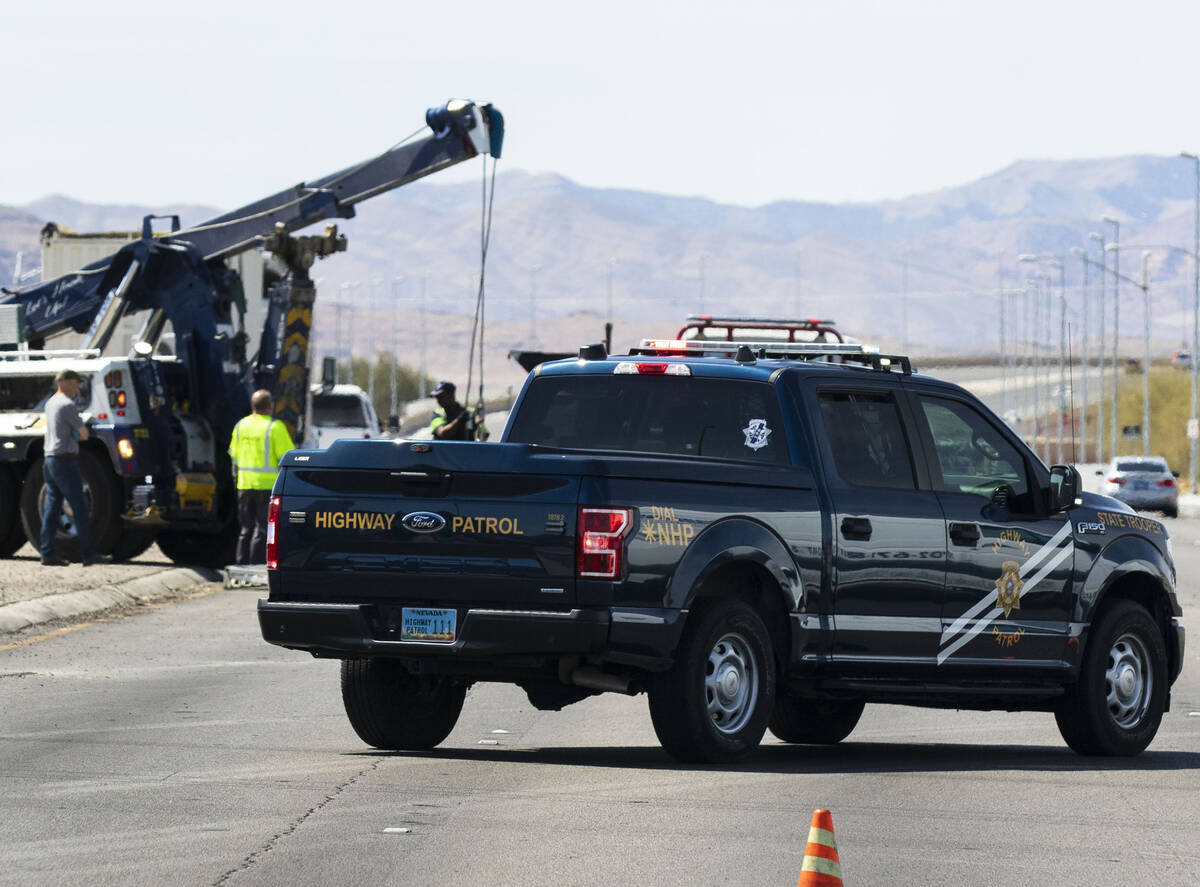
<box><xmin>1067</xmin><ymin>323</ymin><xmax>1078</xmax><ymax>464</ymax></box>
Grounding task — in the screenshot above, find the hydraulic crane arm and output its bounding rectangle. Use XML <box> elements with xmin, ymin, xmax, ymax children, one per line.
<box><xmin>1</xmin><ymin>99</ymin><xmax>504</xmax><ymax>340</ymax></box>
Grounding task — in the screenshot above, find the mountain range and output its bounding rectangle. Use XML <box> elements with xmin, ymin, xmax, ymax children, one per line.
<box><xmin>2</xmin><ymin>155</ymin><xmax>1198</xmax><ymax>399</ymax></box>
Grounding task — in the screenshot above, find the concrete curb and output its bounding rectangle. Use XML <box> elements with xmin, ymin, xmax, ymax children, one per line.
<box><xmin>0</xmin><ymin>567</ymin><xmax>223</xmax><ymax>634</ymax></box>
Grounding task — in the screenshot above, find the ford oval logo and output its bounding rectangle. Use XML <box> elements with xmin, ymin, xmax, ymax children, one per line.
<box><xmin>402</xmin><ymin>511</ymin><xmax>445</xmax><ymax>533</ymax></box>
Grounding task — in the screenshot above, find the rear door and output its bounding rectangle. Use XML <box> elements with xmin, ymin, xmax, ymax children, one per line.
<box><xmin>278</xmin><ymin>450</ymin><xmax>581</xmax><ymax>607</ymax></box>
<box><xmin>809</xmin><ymin>383</ymin><xmax>947</xmax><ymax>675</ymax></box>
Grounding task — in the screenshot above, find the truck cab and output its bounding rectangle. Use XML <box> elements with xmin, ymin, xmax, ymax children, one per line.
<box><xmin>306</xmin><ymin>384</ymin><xmax>380</xmax><ymax>449</ymax></box>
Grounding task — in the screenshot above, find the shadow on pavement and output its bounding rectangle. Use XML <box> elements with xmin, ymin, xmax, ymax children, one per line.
<box><xmin>349</xmin><ymin>740</ymin><xmax>1200</xmax><ymax>774</ymax></box>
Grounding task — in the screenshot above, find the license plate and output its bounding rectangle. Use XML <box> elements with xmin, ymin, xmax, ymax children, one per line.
<box><xmin>1133</xmin><ymin>480</ymin><xmax>1148</xmax><ymax>490</ymax></box>
<box><xmin>401</xmin><ymin>607</ymin><xmax>457</xmax><ymax>643</ymax></box>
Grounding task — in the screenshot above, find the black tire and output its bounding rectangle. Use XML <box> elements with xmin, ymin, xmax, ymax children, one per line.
<box><xmin>19</xmin><ymin>450</ymin><xmax>122</xmax><ymax>561</ymax></box>
<box><xmin>340</xmin><ymin>659</ymin><xmax>466</xmax><ymax>750</ymax></box>
<box><xmin>647</xmin><ymin>598</ymin><xmax>776</xmax><ymax>764</ymax></box>
<box><xmin>0</xmin><ymin>518</ymin><xmax>27</xmax><ymax>558</ymax></box>
<box><xmin>156</xmin><ymin>522</ymin><xmax>237</xmax><ymax>568</ymax></box>
<box><xmin>1163</xmin><ymin>506</ymin><xmax>1178</xmax><ymax>519</ymax></box>
<box><xmin>0</xmin><ymin>465</ymin><xmax>22</xmax><ymax>557</ymax></box>
<box><xmin>109</xmin><ymin>530</ymin><xmax>156</xmax><ymax>562</ymax></box>
<box><xmin>1055</xmin><ymin>600</ymin><xmax>1168</xmax><ymax>756</ymax></box>
<box><xmin>769</xmin><ymin>694</ymin><xmax>865</xmax><ymax>745</ymax></box>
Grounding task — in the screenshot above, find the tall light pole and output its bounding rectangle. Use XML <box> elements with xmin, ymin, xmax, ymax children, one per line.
<box><xmin>1020</xmin><ymin>254</ymin><xmax>1068</xmax><ymax>462</ymax></box>
<box><xmin>1051</xmin><ymin>258</ymin><xmax>1067</xmax><ymax>464</ymax></box>
<box><xmin>1088</xmin><ymin>232</ymin><xmax>1107</xmax><ymax>464</ymax></box>
<box><xmin>1070</xmin><ymin>247</ymin><xmax>1091</xmax><ymax>461</ymax></box>
<box><xmin>1104</xmin><ymin>244</ymin><xmax>1154</xmax><ymax>456</ymax></box>
<box><xmin>390</xmin><ymin>276</ymin><xmax>404</xmax><ymax>422</ymax></box>
<box><xmin>699</xmin><ymin>252</ymin><xmax>708</xmax><ymax>313</ymax></box>
<box><xmin>529</xmin><ymin>264</ymin><xmax>540</xmax><ymax>347</ymax></box>
<box><xmin>1103</xmin><ymin>217</ymin><xmax>1121</xmax><ymax>458</ymax></box>
<box><xmin>419</xmin><ymin>273</ymin><xmax>429</xmax><ymax>398</ymax></box>
<box><xmin>1182</xmin><ymin>152</ymin><xmax>1200</xmax><ymax>493</ymax></box>
<box><xmin>606</xmin><ymin>257</ymin><xmax>615</xmax><ymax>324</ymax></box>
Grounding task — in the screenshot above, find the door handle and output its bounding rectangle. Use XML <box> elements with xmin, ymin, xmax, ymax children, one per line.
<box><xmin>841</xmin><ymin>517</ymin><xmax>872</xmax><ymax>541</ymax></box>
<box><xmin>949</xmin><ymin>522</ymin><xmax>981</xmax><ymax>546</ymax></box>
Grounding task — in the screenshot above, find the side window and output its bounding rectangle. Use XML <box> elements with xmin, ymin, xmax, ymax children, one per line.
<box><xmin>919</xmin><ymin>397</ymin><xmax>1031</xmax><ymax>507</ymax></box>
<box><xmin>817</xmin><ymin>391</ymin><xmax>916</xmax><ymax>490</ymax></box>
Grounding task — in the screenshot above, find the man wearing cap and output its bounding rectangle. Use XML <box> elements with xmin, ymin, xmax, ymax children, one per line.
<box><xmin>429</xmin><ymin>381</ymin><xmax>475</xmax><ymax>441</ymax></box>
<box><xmin>41</xmin><ymin>369</ymin><xmax>98</xmax><ymax>566</ymax></box>
<box><xmin>229</xmin><ymin>389</ymin><xmax>293</xmax><ymax>564</ymax></box>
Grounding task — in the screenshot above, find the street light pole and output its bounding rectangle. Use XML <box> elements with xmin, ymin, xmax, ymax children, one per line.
<box><xmin>1088</xmin><ymin>232</ymin><xmax>1107</xmax><ymax>464</ymax></box>
<box><xmin>1183</xmin><ymin>152</ymin><xmax>1200</xmax><ymax>492</ymax></box>
<box><xmin>1141</xmin><ymin>251</ymin><xmax>1151</xmax><ymax>456</ymax></box>
<box><xmin>1053</xmin><ymin>259</ymin><xmax>1066</xmax><ymax>464</ymax></box>
<box><xmin>1103</xmin><ymin>217</ymin><xmax>1121</xmax><ymax>457</ymax></box>
<box><xmin>1071</xmin><ymin>248</ymin><xmax>1090</xmax><ymax>460</ymax></box>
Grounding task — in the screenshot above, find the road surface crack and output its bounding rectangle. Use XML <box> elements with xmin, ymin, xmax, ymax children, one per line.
<box><xmin>212</xmin><ymin>756</ymin><xmax>384</xmax><ymax>885</ymax></box>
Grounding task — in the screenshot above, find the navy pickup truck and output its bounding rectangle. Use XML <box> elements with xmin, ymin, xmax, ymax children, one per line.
<box><xmin>259</xmin><ymin>340</ymin><xmax>1184</xmax><ymax>763</ymax></box>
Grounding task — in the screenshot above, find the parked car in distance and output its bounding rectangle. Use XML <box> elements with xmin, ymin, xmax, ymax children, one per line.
<box><xmin>1171</xmin><ymin>350</ymin><xmax>1193</xmax><ymax>370</ymax></box>
<box><xmin>1098</xmin><ymin>456</ymin><xmax>1179</xmax><ymax>518</ymax></box>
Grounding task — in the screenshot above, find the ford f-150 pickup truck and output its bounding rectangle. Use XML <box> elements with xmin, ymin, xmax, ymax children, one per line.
<box><xmin>259</xmin><ymin>339</ymin><xmax>1184</xmax><ymax>763</ymax></box>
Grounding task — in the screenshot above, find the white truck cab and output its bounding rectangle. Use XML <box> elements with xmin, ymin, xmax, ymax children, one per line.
<box><xmin>305</xmin><ymin>384</ymin><xmax>380</xmax><ymax>449</ymax></box>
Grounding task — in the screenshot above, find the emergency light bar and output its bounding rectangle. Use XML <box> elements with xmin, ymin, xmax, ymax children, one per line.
<box><xmin>685</xmin><ymin>315</ymin><xmax>837</xmax><ymax>326</ymax></box>
<box><xmin>636</xmin><ymin>339</ymin><xmax>877</xmax><ymax>355</ymax></box>
<box><xmin>629</xmin><ymin>339</ymin><xmax>913</xmax><ymax>374</ymax></box>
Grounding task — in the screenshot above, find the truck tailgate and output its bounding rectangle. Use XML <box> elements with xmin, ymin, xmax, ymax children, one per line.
<box><xmin>275</xmin><ymin>442</ymin><xmax>580</xmax><ymax>607</ymax></box>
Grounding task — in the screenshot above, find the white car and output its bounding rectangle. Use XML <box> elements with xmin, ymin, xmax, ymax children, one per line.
<box><xmin>1099</xmin><ymin>456</ymin><xmax>1179</xmax><ymax>518</ymax></box>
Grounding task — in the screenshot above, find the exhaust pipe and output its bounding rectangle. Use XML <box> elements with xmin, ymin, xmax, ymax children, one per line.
<box><xmin>569</xmin><ymin>666</ymin><xmax>633</xmax><ymax>695</ymax></box>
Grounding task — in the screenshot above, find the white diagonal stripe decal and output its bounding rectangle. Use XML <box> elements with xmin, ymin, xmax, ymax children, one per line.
<box><xmin>940</xmin><ymin>521</ymin><xmax>1072</xmax><ymax>644</ymax></box>
<box><xmin>938</xmin><ymin>542</ymin><xmax>1074</xmax><ymax>663</ymax></box>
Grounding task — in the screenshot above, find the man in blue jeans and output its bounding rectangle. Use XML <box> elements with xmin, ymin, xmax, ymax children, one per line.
<box><xmin>40</xmin><ymin>369</ymin><xmax>97</xmax><ymax>567</ymax></box>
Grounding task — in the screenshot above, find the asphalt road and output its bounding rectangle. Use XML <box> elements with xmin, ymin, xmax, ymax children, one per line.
<box><xmin>1</xmin><ymin>524</ymin><xmax>1198</xmax><ymax>886</ymax></box>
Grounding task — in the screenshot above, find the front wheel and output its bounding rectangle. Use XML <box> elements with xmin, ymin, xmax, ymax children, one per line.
<box><xmin>647</xmin><ymin>598</ymin><xmax>776</xmax><ymax>764</ymax></box>
<box><xmin>341</xmin><ymin>659</ymin><xmax>467</xmax><ymax>750</ymax></box>
<box><xmin>769</xmin><ymin>694</ymin><xmax>865</xmax><ymax>745</ymax></box>
<box><xmin>19</xmin><ymin>450</ymin><xmax>122</xmax><ymax>560</ymax></box>
<box><xmin>1055</xmin><ymin>600</ymin><xmax>1168</xmax><ymax>756</ymax></box>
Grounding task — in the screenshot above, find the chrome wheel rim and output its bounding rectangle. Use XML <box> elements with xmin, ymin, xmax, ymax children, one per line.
<box><xmin>705</xmin><ymin>631</ymin><xmax>759</xmax><ymax>735</ymax></box>
<box><xmin>1106</xmin><ymin>632</ymin><xmax>1152</xmax><ymax>730</ymax></box>
<box><xmin>38</xmin><ymin>479</ymin><xmax>93</xmax><ymax>540</ymax></box>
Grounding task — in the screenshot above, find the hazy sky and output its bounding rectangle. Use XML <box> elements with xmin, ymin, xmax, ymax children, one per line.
<box><xmin>7</xmin><ymin>0</ymin><xmax>1200</xmax><ymax>210</ymax></box>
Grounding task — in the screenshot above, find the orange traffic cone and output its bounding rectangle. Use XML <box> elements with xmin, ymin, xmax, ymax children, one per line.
<box><xmin>797</xmin><ymin>808</ymin><xmax>843</xmax><ymax>887</ymax></box>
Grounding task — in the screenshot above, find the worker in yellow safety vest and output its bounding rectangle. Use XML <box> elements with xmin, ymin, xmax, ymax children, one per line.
<box><xmin>229</xmin><ymin>389</ymin><xmax>293</xmax><ymax>564</ymax></box>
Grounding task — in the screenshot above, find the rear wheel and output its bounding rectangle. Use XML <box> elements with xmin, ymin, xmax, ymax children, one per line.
<box><xmin>156</xmin><ymin>521</ymin><xmax>236</xmax><ymax>568</ymax></box>
<box><xmin>0</xmin><ymin>466</ymin><xmax>22</xmax><ymax>557</ymax></box>
<box><xmin>1163</xmin><ymin>506</ymin><xmax>1178</xmax><ymax>519</ymax></box>
<box><xmin>341</xmin><ymin>659</ymin><xmax>466</xmax><ymax>750</ymax></box>
<box><xmin>647</xmin><ymin>597</ymin><xmax>776</xmax><ymax>763</ymax></box>
<box><xmin>1055</xmin><ymin>600</ymin><xmax>1167</xmax><ymax>756</ymax></box>
<box><xmin>19</xmin><ymin>450</ymin><xmax>122</xmax><ymax>561</ymax></box>
<box><xmin>769</xmin><ymin>694</ymin><xmax>865</xmax><ymax>745</ymax></box>
<box><xmin>109</xmin><ymin>529</ymin><xmax>156</xmax><ymax>562</ymax></box>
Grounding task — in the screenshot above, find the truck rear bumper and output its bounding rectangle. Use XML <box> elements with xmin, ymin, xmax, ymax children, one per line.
<box><xmin>258</xmin><ymin>600</ymin><xmax>686</xmax><ymax>669</ymax></box>
<box><xmin>258</xmin><ymin>600</ymin><xmax>611</xmax><ymax>659</ymax></box>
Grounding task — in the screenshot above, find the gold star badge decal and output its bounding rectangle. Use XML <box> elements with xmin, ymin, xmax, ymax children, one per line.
<box><xmin>995</xmin><ymin>560</ymin><xmax>1023</xmax><ymax>618</ymax></box>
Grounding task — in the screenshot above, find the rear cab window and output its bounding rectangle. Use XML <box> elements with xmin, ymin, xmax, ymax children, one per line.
<box><xmin>313</xmin><ymin>394</ymin><xmax>367</xmax><ymax>428</ymax></box>
<box><xmin>506</xmin><ymin>374</ymin><xmax>790</xmax><ymax>464</ymax></box>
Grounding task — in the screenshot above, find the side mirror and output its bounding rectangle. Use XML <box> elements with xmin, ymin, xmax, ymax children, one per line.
<box><xmin>1048</xmin><ymin>464</ymin><xmax>1082</xmax><ymax>513</ymax></box>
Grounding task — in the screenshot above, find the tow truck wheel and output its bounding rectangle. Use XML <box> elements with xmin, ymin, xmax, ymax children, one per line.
<box><xmin>18</xmin><ymin>451</ymin><xmax>122</xmax><ymax>561</ymax></box>
<box><xmin>156</xmin><ymin>523</ymin><xmax>236</xmax><ymax>568</ymax></box>
<box><xmin>0</xmin><ymin>466</ymin><xmax>23</xmax><ymax>557</ymax></box>
<box><xmin>1055</xmin><ymin>600</ymin><xmax>1168</xmax><ymax>756</ymax></box>
<box><xmin>768</xmin><ymin>694</ymin><xmax>865</xmax><ymax>745</ymax></box>
<box><xmin>109</xmin><ymin>530</ymin><xmax>155</xmax><ymax>562</ymax></box>
<box><xmin>647</xmin><ymin>597</ymin><xmax>775</xmax><ymax>764</ymax></box>
<box><xmin>340</xmin><ymin>659</ymin><xmax>466</xmax><ymax>750</ymax></box>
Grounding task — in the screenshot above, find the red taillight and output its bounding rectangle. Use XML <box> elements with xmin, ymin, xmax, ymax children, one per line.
<box><xmin>577</xmin><ymin>507</ymin><xmax>633</xmax><ymax>579</ymax></box>
<box><xmin>1107</xmin><ymin>477</ymin><xmax>1124</xmax><ymax>485</ymax></box>
<box><xmin>1158</xmin><ymin>478</ymin><xmax>1176</xmax><ymax>488</ymax></box>
<box><xmin>266</xmin><ymin>496</ymin><xmax>281</xmax><ymax>569</ymax></box>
